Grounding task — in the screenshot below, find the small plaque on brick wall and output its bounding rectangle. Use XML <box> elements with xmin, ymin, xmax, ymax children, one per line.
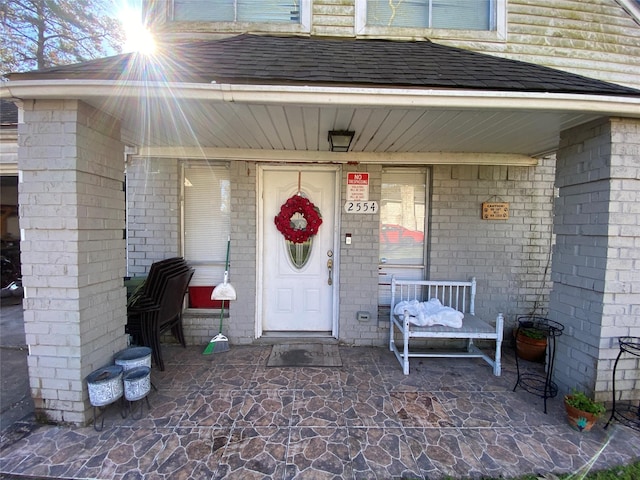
<box><xmin>482</xmin><ymin>202</ymin><xmax>509</xmax><ymax>220</ymax></box>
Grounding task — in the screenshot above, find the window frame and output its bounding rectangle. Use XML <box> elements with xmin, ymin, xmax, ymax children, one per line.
<box><xmin>355</xmin><ymin>0</ymin><xmax>506</xmax><ymax>42</ymax></box>
<box><xmin>180</xmin><ymin>160</ymin><xmax>231</xmax><ymax>310</ymax></box>
<box><xmin>169</xmin><ymin>0</ymin><xmax>311</xmax><ymax>34</ymax></box>
<box><xmin>378</xmin><ymin>167</ymin><xmax>431</xmax><ymax>308</ymax></box>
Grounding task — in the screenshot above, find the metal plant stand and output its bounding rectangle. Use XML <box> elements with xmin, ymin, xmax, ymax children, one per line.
<box><xmin>86</xmin><ymin>365</ymin><xmax>127</xmax><ymax>431</ymax></box>
<box><xmin>605</xmin><ymin>336</ymin><xmax>640</xmax><ymax>431</ymax></box>
<box><xmin>513</xmin><ymin>316</ymin><xmax>564</xmax><ymax>414</ymax></box>
<box><xmin>123</xmin><ymin>366</ymin><xmax>152</xmax><ymax>420</ymax></box>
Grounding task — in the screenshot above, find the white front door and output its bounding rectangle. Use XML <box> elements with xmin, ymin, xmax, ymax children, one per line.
<box><xmin>259</xmin><ymin>166</ymin><xmax>338</xmax><ymax>335</ymax></box>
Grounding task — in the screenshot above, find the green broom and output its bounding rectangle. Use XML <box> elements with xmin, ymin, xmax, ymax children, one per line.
<box><xmin>203</xmin><ymin>299</ymin><xmax>229</xmax><ymax>354</ymax></box>
<box><xmin>203</xmin><ymin>238</ymin><xmax>233</xmax><ymax>354</ymax></box>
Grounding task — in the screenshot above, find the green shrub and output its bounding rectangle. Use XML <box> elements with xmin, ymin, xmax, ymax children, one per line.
<box><xmin>564</xmin><ymin>389</ymin><xmax>606</xmax><ymax>416</ymax></box>
<box><xmin>519</xmin><ymin>327</ymin><xmax>546</xmax><ymax>340</ymax></box>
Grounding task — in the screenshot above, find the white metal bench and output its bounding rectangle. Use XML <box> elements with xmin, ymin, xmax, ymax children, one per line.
<box><xmin>389</xmin><ymin>276</ymin><xmax>503</xmax><ymax>375</ymax></box>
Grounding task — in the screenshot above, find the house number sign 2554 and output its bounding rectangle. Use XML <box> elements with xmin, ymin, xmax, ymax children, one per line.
<box><xmin>344</xmin><ymin>201</ymin><xmax>378</xmax><ymax>213</ymax></box>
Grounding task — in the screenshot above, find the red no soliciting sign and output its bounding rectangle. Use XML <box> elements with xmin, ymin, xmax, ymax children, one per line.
<box><xmin>347</xmin><ymin>172</ymin><xmax>369</xmax><ymax>201</ymax></box>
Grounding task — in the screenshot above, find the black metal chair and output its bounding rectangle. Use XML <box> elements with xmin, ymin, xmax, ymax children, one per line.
<box><xmin>126</xmin><ymin>258</ymin><xmax>194</xmax><ymax>371</ymax></box>
<box><xmin>126</xmin><ymin>257</ymin><xmax>186</xmax><ymax>346</ymax></box>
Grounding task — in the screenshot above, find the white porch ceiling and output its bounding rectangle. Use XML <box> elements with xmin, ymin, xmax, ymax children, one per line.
<box><xmin>4</xmin><ymin>81</ymin><xmax>639</xmax><ymax>160</ymax></box>
<box><xmin>114</xmin><ymin>98</ymin><xmax>601</xmax><ymax>157</ymax></box>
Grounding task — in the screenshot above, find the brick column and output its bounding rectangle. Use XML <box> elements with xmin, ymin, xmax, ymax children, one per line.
<box><xmin>551</xmin><ymin>117</ymin><xmax>640</xmax><ymax>403</ymax></box>
<box><xmin>228</xmin><ymin>160</ymin><xmax>257</xmax><ymax>344</ymax></box>
<box><xmin>19</xmin><ymin>100</ymin><xmax>127</xmax><ymax>425</ymax></box>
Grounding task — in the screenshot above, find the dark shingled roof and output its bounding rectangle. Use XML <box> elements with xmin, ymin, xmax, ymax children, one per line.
<box><xmin>7</xmin><ymin>34</ymin><xmax>640</xmax><ymax>96</ymax></box>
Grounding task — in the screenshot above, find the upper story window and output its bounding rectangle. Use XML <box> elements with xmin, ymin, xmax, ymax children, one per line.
<box><xmin>366</xmin><ymin>0</ymin><xmax>492</xmax><ymax>30</ymax></box>
<box><xmin>172</xmin><ymin>1</ymin><xmax>309</xmax><ymax>27</ymax></box>
<box><xmin>356</xmin><ymin>0</ymin><xmax>506</xmax><ymax>40</ymax></box>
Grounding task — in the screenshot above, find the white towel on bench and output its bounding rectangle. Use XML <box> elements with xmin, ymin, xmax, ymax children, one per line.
<box><xmin>393</xmin><ymin>299</ymin><xmax>464</xmax><ymax>328</ymax></box>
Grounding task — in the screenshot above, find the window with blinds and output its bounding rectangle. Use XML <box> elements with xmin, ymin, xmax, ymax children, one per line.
<box><xmin>173</xmin><ymin>0</ymin><xmax>302</xmax><ymax>23</ymax></box>
<box><xmin>366</xmin><ymin>0</ymin><xmax>494</xmax><ymax>31</ymax></box>
<box><xmin>182</xmin><ymin>162</ymin><xmax>230</xmax><ymax>306</ymax></box>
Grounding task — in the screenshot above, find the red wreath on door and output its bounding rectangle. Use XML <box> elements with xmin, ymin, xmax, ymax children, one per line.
<box><xmin>274</xmin><ymin>194</ymin><xmax>322</xmax><ymax>244</ymax></box>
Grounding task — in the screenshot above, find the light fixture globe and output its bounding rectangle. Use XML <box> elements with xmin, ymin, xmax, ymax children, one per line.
<box><xmin>328</xmin><ymin>130</ymin><xmax>355</xmax><ymax>152</ymax></box>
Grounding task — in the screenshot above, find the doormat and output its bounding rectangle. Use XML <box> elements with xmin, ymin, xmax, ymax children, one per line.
<box><xmin>267</xmin><ymin>344</ymin><xmax>342</xmax><ymax>367</ymax></box>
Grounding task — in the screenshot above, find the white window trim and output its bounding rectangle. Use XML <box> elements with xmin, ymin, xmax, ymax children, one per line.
<box><xmin>618</xmin><ymin>0</ymin><xmax>640</xmax><ymax>22</ymax></box>
<box><xmin>169</xmin><ymin>0</ymin><xmax>311</xmax><ymax>33</ymax></box>
<box><xmin>355</xmin><ymin>0</ymin><xmax>506</xmax><ymax>42</ymax></box>
<box><xmin>301</xmin><ymin>0</ymin><xmax>311</xmax><ymax>32</ymax></box>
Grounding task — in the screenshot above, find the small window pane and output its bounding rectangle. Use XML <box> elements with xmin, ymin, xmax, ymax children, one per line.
<box><xmin>174</xmin><ymin>0</ymin><xmax>301</xmax><ymax>23</ymax></box>
<box><xmin>432</xmin><ymin>0</ymin><xmax>490</xmax><ymax>30</ymax></box>
<box><xmin>366</xmin><ymin>0</ymin><xmax>493</xmax><ymax>30</ymax></box>
<box><xmin>367</xmin><ymin>0</ymin><xmax>429</xmax><ymax>28</ymax></box>
<box><xmin>380</xmin><ymin>171</ymin><xmax>427</xmax><ymax>266</ymax></box>
<box><xmin>174</xmin><ymin>0</ymin><xmax>235</xmax><ymax>21</ymax></box>
<box><xmin>238</xmin><ymin>0</ymin><xmax>301</xmax><ymax>23</ymax></box>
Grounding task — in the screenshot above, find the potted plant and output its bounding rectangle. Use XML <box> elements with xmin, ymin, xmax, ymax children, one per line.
<box><xmin>564</xmin><ymin>389</ymin><xmax>606</xmax><ymax>432</ymax></box>
<box><xmin>515</xmin><ymin>324</ymin><xmax>547</xmax><ymax>362</ymax></box>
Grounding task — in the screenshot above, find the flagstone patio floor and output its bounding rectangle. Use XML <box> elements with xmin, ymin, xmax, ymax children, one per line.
<box><xmin>1</xmin><ymin>344</ymin><xmax>639</xmax><ymax>479</ymax></box>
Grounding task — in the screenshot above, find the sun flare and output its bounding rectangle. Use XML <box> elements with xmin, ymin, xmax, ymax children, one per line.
<box><xmin>118</xmin><ymin>4</ymin><xmax>156</xmax><ymax>55</ymax></box>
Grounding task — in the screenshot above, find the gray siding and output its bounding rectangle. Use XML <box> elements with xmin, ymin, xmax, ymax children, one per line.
<box><xmin>150</xmin><ymin>0</ymin><xmax>640</xmax><ymax>89</ymax></box>
<box><xmin>449</xmin><ymin>0</ymin><xmax>640</xmax><ymax>90</ymax></box>
<box><xmin>312</xmin><ymin>0</ymin><xmax>355</xmax><ymax>37</ymax></box>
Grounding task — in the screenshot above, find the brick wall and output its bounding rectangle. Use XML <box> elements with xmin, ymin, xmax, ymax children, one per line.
<box><xmin>430</xmin><ymin>159</ymin><xmax>556</xmax><ymax>332</ymax></box>
<box><xmin>338</xmin><ymin>166</ymin><xmax>382</xmax><ymax>346</ymax></box>
<box><xmin>551</xmin><ymin>117</ymin><xmax>640</xmax><ymax>402</ymax></box>
<box><xmin>330</xmin><ymin>160</ymin><xmax>557</xmax><ymax>347</ymax></box>
<box><xmin>125</xmin><ymin>157</ymin><xmax>180</xmax><ymax>275</ymax></box>
<box><xmin>128</xmin><ymin>158</ymin><xmax>557</xmax><ymax>349</ymax></box>
<box><xmin>126</xmin><ymin>159</ymin><xmax>258</xmax><ymax>346</ymax></box>
<box><xmin>19</xmin><ymin>100</ymin><xmax>126</xmax><ymax>425</ymax></box>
